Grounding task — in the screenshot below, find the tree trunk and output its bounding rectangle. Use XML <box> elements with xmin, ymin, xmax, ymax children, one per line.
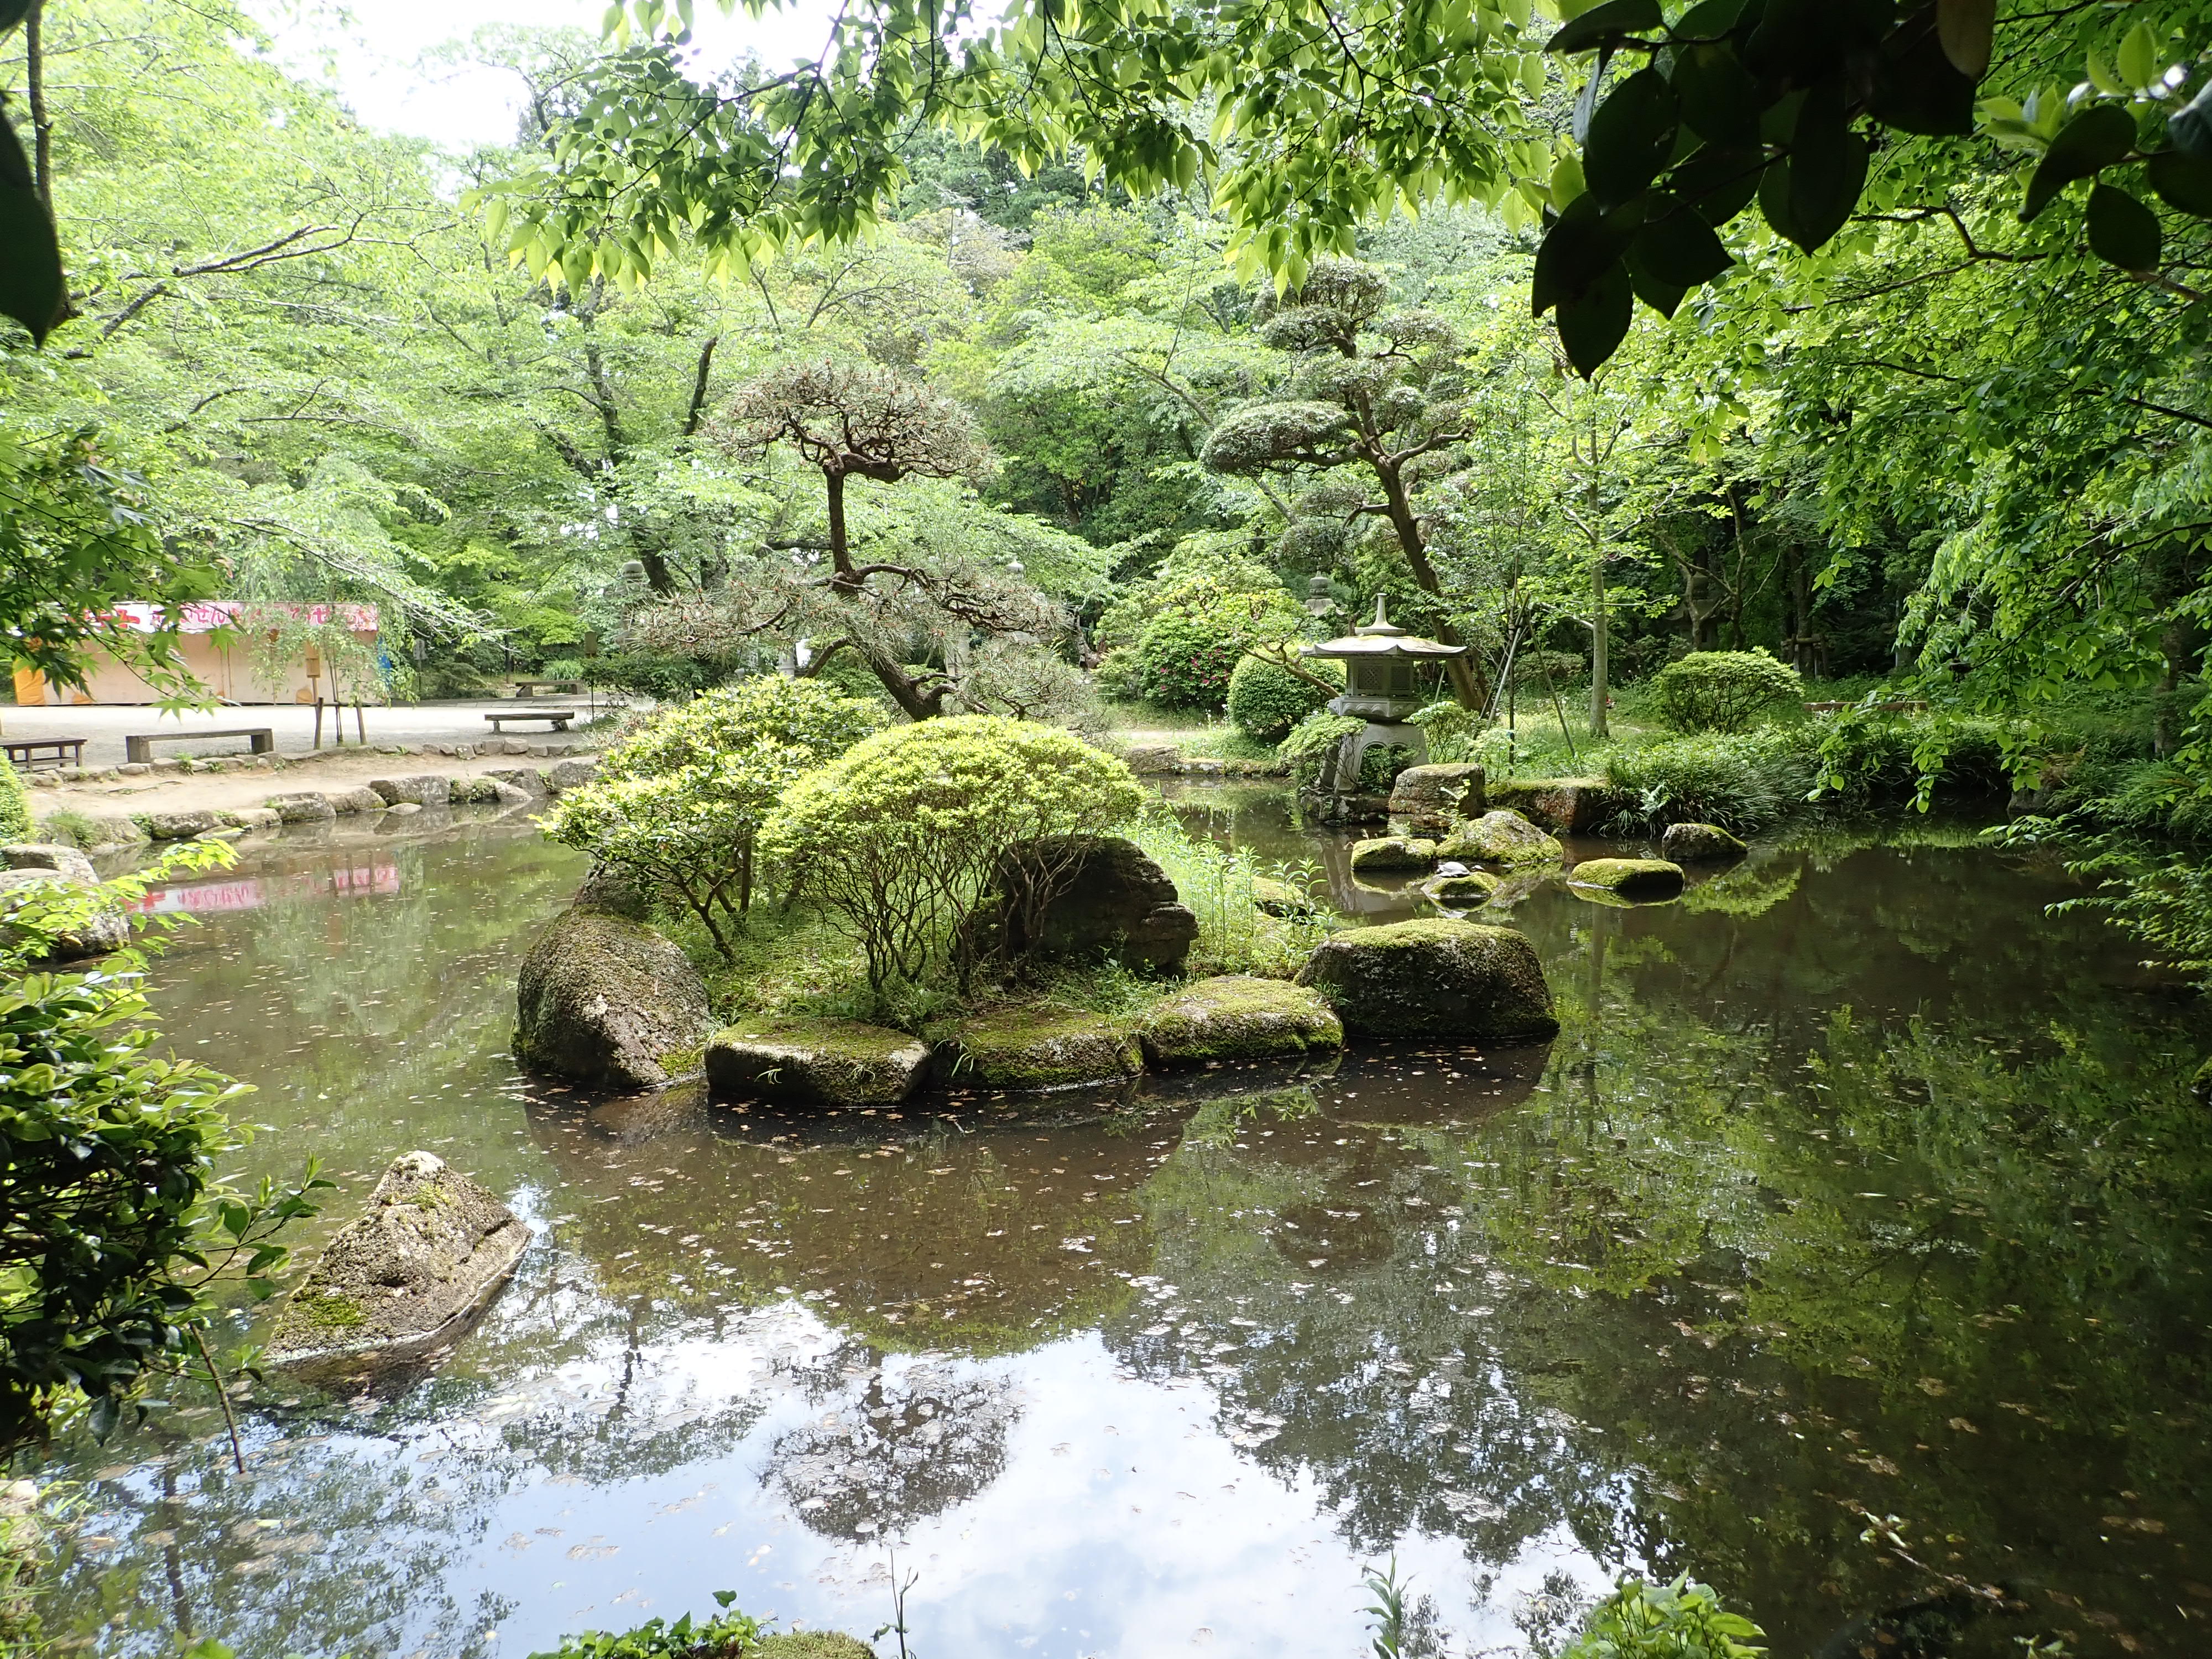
<box><xmin>24</xmin><ymin>0</ymin><xmax>52</xmax><ymax>208</ymax></box>
<box><xmin>825</xmin><ymin>468</ymin><xmax>852</xmax><ymax>582</ymax></box>
<box><xmin>1374</xmin><ymin>458</ymin><xmax>1487</xmax><ymax>709</ymax></box>
<box><xmin>1588</xmin><ymin>558</ymin><xmax>1609</xmax><ymax>740</ymax></box>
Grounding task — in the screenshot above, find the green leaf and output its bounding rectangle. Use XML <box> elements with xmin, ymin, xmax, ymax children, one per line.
<box><xmin>2022</xmin><ymin>102</ymin><xmax>2137</xmax><ymax>220</ymax></box>
<box><xmin>1869</xmin><ymin>4</ymin><xmax>1979</xmax><ymax>137</ymax></box>
<box><xmin>0</xmin><ymin>0</ymin><xmax>34</xmax><ymax>30</ymax></box>
<box><xmin>1546</xmin><ymin>0</ymin><xmax>1662</xmax><ymax>55</ymax></box>
<box><xmin>1554</xmin><ymin>258</ymin><xmax>1633</xmax><ymax>376</ymax></box>
<box><xmin>1625</xmin><ymin>259</ymin><xmax>1688</xmax><ymax>317</ymax></box>
<box><xmin>1671</xmin><ymin>42</ymin><xmax>1762</xmax><ymax>147</ymax></box>
<box><xmin>1934</xmin><ymin>0</ymin><xmax>1993</xmax><ymax>79</ymax></box>
<box><xmin>1761</xmin><ymin>108</ymin><xmax>1867</xmax><ymax>252</ymax></box>
<box><xmin>1673</xmin><ymin>0</ymin><xmax>1748</xmax><ymax>36</ymax></box>
<box><xmin>1531</xmin><ymin>190</ymin><xmax>1632</xmax><ymax>315</ymax></box>
<box><xmin>2147</xmin><ymin>150</ymin><xmax>2212</xmax><ymax>217</ymax></box>
<box><xmin>1669</xmin><ymin>144</ymin><xmax>1766</xmax><ymax>223</ymax></box>
<box><xmin>0</xmin><ymin>182</ymin><xmax>66</xmax><ymax>346</ymax></box>
<box><xmin>1629</xmin><ymin>204</ymin><xmax>1734</xmax><ymax>286</ymax></box>
<box><xmin>2085</xmin><ymin>53</ymin><xmax>2125</xmax><ymax>98</ymax></box>
<box><xmin>1584</xmin><ymin>67</ymin><xmax>1677</xmax><ymax>206</ymax></box>
<box><xmin>2085</xmin><ymin>180</ymin><xmax>2161</xmax><ymax>271</ymax></box>
<box><xmin>2116</xmin><ymin>19</ymin><xmax>2158</xmax><ymax>93</ymax></box>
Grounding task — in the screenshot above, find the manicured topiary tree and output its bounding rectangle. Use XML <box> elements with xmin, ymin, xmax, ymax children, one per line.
<box><xmin>764</xmin><ymin>716</ymin><xmax>1148</xmax><ymax>997</ymax></box>
<box><xmin>1227</xmin><ymin>653</ymin><xmax>1343</xmax><ymax>743</ymax></box>
<box><xmin>1651</xmin><ymin>650</ymin><xmax>1805</xmax><ymax>735</ymax></box>
<box><xmin>543</xmin><ymin>675</ymin><xmax>880</xmax><ymax>954</ymax></box>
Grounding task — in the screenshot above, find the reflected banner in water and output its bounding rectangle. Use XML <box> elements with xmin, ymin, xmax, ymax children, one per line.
<box><xmin>134</xmin><ymin>860</ymin><xmax>401</xmax><ymax>913</ymax></box>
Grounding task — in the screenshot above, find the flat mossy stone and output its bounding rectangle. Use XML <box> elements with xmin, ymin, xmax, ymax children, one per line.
<box><xmin>1436</xmin><ymin>810</ymin><xmax>1563</xmax><ymax>867</ymax></box>
<box><xmin>1420</xmin><ymin>869</ymin><xmax>1501</xmax><ymax>905</ymax></box>
<box><xmin>1295</xmin><ymin>917</ymin><xmax>1558</xmax><ymax>1043</ymax></box>
<box><xmin>1568</xmin><ymin>857</ymin><xmax>1685</xmax><ymax>900</ymax></box>
<box><xmin>1660</xmin><ymin>821</ymin><xmax>1748</xmax><ymax>862</ymax></box>
<box><xmin>1348</xmin><ymin>836</ymin><xmax>1436</xmax><ymax>874</ymax></box>
<box><xmin>756</xmin><ymin>1634</ymin><xmax>877</xmax><ymax>1659</ymax></box>
<box><xmin>1139</xmin><ymin>975</ymin><xmax>1344</xmax><ymax>1067</ymax></box>
<box><xmin>705</xmin><ymin>1019</ymin><xmax>931</xmax><ymax>1108</ymax></box>
<box><xmin>936</xmin><ymin>1008</ymin><xmax>1142</xmax><ymax>1092</ymax></box>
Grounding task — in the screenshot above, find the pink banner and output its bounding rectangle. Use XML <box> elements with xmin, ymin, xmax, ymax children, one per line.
<box><xmin>101</xmin><ymin>601</ymin><xmax>380</xmax><ymax>635</ymax></box>
<box><xmin>134</xmin><ymin>862</ymin><xmax>401</xmax><ymax>914</ymax></box>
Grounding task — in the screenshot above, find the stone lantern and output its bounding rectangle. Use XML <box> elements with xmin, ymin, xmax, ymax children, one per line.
<box><xmin>1301</xmin><ymin>596</ymin><xmax>1467</xmax><ymax>795</ymax></box>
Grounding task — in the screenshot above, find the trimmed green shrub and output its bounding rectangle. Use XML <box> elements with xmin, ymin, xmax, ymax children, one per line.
<box><xmin>1135</xmin><ymin>579</ymin><xmax>1302</xmax><ymax>709</ymax></box>
<box><xmin>764</xmin><ymin>716</ymin><xmax>1149</xmax><ymax>997</ymax></box>
<box><xmin>1227</xmin><ymin>653</ymin><xmax>1341</xmax><ymax>742</ymax></box>
<box><xmin>543</xmin><ymin>677</ymin><xmax>881</xmax><ymax>956</ymax></box>
<box><xmin>0</xmin><ymin>765</ymin><xmax>30</xmax><ymax>842</ymax></box>
<box><xmin>1559</xmin><ymin>1576</ymin><xmax>1765</xmax><ymax>1659</ymax></box>
<box><xmin>1652</xmin><ymin>650</ymin><xmax>1804</xmax><ymax>733</ymax></box>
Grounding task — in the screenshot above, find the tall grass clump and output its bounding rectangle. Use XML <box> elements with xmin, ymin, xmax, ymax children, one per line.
<box><xmin>1603</xmin><ymin>729</ymin><xmax>1818</xmax><ymax>832</ymax></box>
<box><xmin>1128</xmin><ymin>812</ymin><xmax>1331</xmax><ymax>978</ymax></box>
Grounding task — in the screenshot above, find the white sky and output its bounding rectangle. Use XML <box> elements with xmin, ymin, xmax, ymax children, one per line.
<box><xmin>246</xmin><ymin>0</ymin><xmax>843</xmax><ymax>149</ymax></box>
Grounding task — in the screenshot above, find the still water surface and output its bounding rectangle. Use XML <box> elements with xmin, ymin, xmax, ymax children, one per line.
<box><xmin>29</xmin><ymin>799</ymin><xmax>2212</xmax><ymax>1659</ymax></box>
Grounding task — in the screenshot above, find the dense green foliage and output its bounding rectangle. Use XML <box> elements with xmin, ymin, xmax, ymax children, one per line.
<box><xmin>1651</xmin><ymin>651</ymin><xmax>1805</xmax><ymax>735</ymax></box>
<box><xmin>1558</xmin><ymin>1577</ymin><xmax>1766</xmax><ymax>1659</ymax></box>
<box><xmin>765</xmin><ymin>716</ymin><xmax>1148</xmax><ymax>997</ymax></box>
<box><xmin>1136</xmin><ymin>580</ymin><xmax>1303</xmax><ymax>709</ymax></box>
<box><xmin>1227</xmin><ymin>653</ymin><xmax>1340</xmax><ymax>742</ymax></box>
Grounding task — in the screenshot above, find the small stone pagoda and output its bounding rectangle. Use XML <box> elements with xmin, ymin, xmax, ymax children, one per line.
<box><xmin>1302</xmin><ymin>596</ymin><xmax>1468</xmax><ymax>796</ymax></box>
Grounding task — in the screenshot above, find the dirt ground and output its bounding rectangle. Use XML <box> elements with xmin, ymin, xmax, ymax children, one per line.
<box><xmin>24</xmin><ymin>744</ymin><xmax>597</xmax><ymax>822</ymax></box>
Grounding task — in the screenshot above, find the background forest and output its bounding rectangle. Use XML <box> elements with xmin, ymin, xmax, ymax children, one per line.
<box><xmin>4</xmin><ymin>0</ymin><xmax>2210</xmax><ymax>843</ymax></box>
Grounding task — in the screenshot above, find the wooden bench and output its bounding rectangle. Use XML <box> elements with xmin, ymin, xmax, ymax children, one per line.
<box><xmin>484</xmin><ymin>709</ymin><xmax>576</xmax><ymax>734</ymax></box>
<box><xmin>124</xmin><ymin>728</ymin><xmax>274</xmax><ymax>765</ymax></box>
<box><xmin>4</xmin><ymin>738</ymin><xmax>85</xmax><ymax>772</ymax></box>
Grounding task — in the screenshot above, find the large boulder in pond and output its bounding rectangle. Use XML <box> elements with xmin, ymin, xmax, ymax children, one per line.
<box><xmin>1139</xmin><ymin>975</ymin><xmax>1343</xmax><ymax>1067</ymax></box>
<box><xmin>1567</xmin><ymin>857</ymin><xmax>1684</xmax><ymax>901</ymax></box>
<box><xmin>706</xmin><ymin>1019</ymin><xmax>932</xmax><ymax>1108</ymax></box>
<box><xmin>935</xmin><ymin>1008</ymin><xmax>1142</xmax><ymax>1092</ymax></box>
<box><xmin>1386</xmin><ymin>763</ymin><xmax>1486</xmax><ymax>837</ymax></box>
<box><xmin>988</xmin><ymin>835</ymin><xmax>1197</xmax><ymax>974</ymax></box>
<box><xmin>1485</xmin><ymin>777</ymin><xmax>1635</xmax><ymax>835</ymax></box>
<box><xmin>1437</xmin><ymin>809</ymin><xmax>1563</xmax><ymax>867</ymax></box>
<box><xmin>1660</xmin><ymin>821</ymin><xmax>1747</xmax><ymax>863</ymax></box>
<box><xmin>514</xmin><ymin>906</ymin><xmax>716</xmax><ymax>1092</ymax></box>
<box><xmin>1295</xmin><ymin>918</ymin><xmax>1558</xmax><ymax>1043</ymax></box>
<box><xmin>1348</xmin><ymin>836</ymin><xmax>1436</xmax><ymax>875</ymax></box>
<box><xmin>267</xmin><ymin>1151</ymin><xmax>531</xmax><ymax>1366</ymax></box>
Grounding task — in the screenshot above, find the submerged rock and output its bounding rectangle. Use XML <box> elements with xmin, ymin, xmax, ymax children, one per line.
<box><xmin>268</xmin><ymin>1151</ymin><xmax>531</xmax><ymax>1365</ymax></box>
<box><xmin>1568</xmin><ymin>857</ymin><xmax>1685</xmax><ymax>900</ymax></box>
<box><xmin>1437</xmin><ymin>810</ymin><xmax>1563</xmax><ymax>867</ymax></box>
<box><xmin>988</xmin><ymin>834</ymin><xmax>1198</xmax><ymax>974</ymax></box>
<box><xmin>1420</xmin><ymin>867</ymin><xmax>1501</xmax><ymax>906</ymax></box>
<box><xmin>1660</xmin><ymin>821</ymin><xmax>1747</xmax><ymax>862</ymax></box>
<box><xmin>1385</xmin><ymin>763</ymin><xmax>1486</xmax><ymax>837</ymax></box>
<box><xmin>1139</xmin><ymin>974</ymin><xmax>1343</xmax><ymax>1067</ymax></box>
<box><xmin>1295</xmin><ymin>917</ymin><xmax>1558</xmax><ymax>1042</ymax></box>
<box><xmin>706</xmin><ymin>1019</ymin><xmax>932</xmax><ymax>1108</ymax></box>
<box><xmin>1347</xmin><ymin>835</ymin><xmax>1437</xmax><ymax>875</ymax></box>
<box><xmin>936</xmin><ymin>1008</ymin><xmax>1142</xmax><ymax>1091</ymax></box>
<box><xmin>513</xmin><ymin>906</ymin><xmax>717</xmax><ymax>1092</ymax></box>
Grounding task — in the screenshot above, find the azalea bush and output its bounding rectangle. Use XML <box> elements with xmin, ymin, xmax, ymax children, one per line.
<box><xmin>1651</xmin><ymin>650</ymin><xmax>1805</xmax><ymax>735</ymax></box>
<box><xmin>544</xmin><ymin>675</ymin><xmax>881</xmax><ymax>955</ymax></box>
<box><xmin>1136</xmin><ymin>578</ymin><xmax>1303</xmax><ymax>709</ymax></box>
<box><xmin>765</xmin><ymin>716</ymin><xmax>1148</xmax><ymax>998</ymax></box>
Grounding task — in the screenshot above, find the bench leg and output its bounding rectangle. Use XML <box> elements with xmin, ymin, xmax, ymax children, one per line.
<box><xmin>125</xmin><ymin>737</ymin><xmax>150</xmax><ymax>765</ymax></box>
<box><xmin>251</xmin><ymin>732</ymin><xmax>273</xmax><ymax>754</ymax></box>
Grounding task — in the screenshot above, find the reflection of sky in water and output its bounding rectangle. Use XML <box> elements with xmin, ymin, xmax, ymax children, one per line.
<box><xmin>32</xmin><ymin>804</ymin><xmax>2212</xmax><ymax>1659</ymax></box>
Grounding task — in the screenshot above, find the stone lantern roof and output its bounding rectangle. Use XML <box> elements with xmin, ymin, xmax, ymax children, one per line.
<box><xmin>1302</xmin><ymin>597</ymin><xmax>1465</xmax><ymax>722</ymax></box>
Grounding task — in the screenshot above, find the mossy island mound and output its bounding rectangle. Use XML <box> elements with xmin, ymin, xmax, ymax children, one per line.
<box><xmin>1567</xmin><ymin>857</ymin><xmax>1686</xmax><ymax>901</ymax></box>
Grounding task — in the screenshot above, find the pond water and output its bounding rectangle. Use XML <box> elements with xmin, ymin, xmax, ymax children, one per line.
<box><xmin>25</xmin><ymin>798</ymin><xmax>2212</xmax><ymax>1659</ymax></box>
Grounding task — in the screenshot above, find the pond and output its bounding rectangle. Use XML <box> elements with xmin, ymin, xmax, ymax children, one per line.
<box><xmin>24</xmin><ymin>797</ymin><xmax>2212</xmax><ymax>1659</ymax></box>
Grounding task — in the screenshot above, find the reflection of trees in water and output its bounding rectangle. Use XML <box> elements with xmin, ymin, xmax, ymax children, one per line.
<box><xmin>1113</xmin><ymin>844</ymin><xmax>2212</xmax><ymax>1659</ymax></box>
<box><xmin>765</xmin><ymin>1353</ymin><xmax>1020</xmax><ymax>1543</ymax></box>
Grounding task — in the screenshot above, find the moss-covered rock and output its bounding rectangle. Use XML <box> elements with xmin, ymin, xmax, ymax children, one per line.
<box><xmin>1385</xmin><ymin>762</ymin><xmax>1486</xmax><ymax>836</ymax></box>
<box><xmin>757</xmin><ymin>1630</ymin><xmax>877</xmax><ymax>1658</ymax></box>
<box><xmin>1251</xmin><ymin>875</ymin><xmax>1319</xmax><ymax>916</ymax></box>
<box><xmin>1295</xmin><ymin>917</ymin><xmax>1558</xmax><ymax>1042</ymax></box>
<box><xmin>268</xmin><ymin>1151</ymin><xmax>531</xmax><ymax>1365</ymax></box>
<box><xmin>136</xmin><ymin>809</ymin><xmax>220</xmax><ymax>841</ymax></box>
<box><xmin>936</xmin><ymin>1008</ymin><xmax>1142</xmax><ymax>1091</ymax></box>
<box><xmin>987</xmin><ymin>834</ymin><xmax>1198</xmax><ymax>973</ymax></box>
<box><xmin>514</xmin><ymin>905</ymin><xmax>717</xmax><ymax>1092</ymax></box>
<box><xmin>1660</xmin><ymin>821</ymin><xmax>1748</xmax><ymax>862</ymax></box>
<box><xmin>1138</xmin><ymin>975</ymin><xmax>1343</xmax><ymax>1067</ymax></box>
<box><xmin>1436</xmin><ymin>810</ymin><xmax>1563</xmax><ymax>867</ymax></box>
<box><xmin>1420</xmin><ymin>867</ymin><xmax>1501</xmax><ymax>906</ymax></box>
<box><xmin>1348</xmin><ymin>835</ymin><xmax>1436</xmax><ymax>874</ymax></box>
<box><xmin>706</xmin><ymin>1019</ymin><xmax>932</xmax><ymax>1108</ymax></box>
<box><xmin>1567</xmin><ymin>857</ymin><xmax>1685</xmax><ymax>900</ymax></box>
<box><xmin>1485</xmin><ymin>777</ymin><xmax>1635</xmax><ymax>834</ymax></box>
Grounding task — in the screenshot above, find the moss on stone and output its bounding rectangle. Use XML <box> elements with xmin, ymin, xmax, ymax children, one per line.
<box><xmin>937</xmin><ymin>1006</ymin><xmax>1142</xmax><ymax>1091</ymax></box>
<box><xmin>705</xmin><ymin>1019</ymin><xmax>931</xmax><ymax>1108</ymax></box>
<box><xmin>1347</xmin><ymin>836</ymin><xmax>1437</xmax><ymax>874</ymax></box>
<box><xmin>514</xmin><ymin>906</ymin><xmax>718</xmax><ymax>1092</ymax></box>
<box><xmin>1420</xmin><ymin>869</ymin><xmax>1501</xmax><ymax>905</ymax></box>
<box><xmin>290</xmin><ymin>1290</ymin><xmax>367</xmax><ymax>1331</ymax></box>
<box><xmin>1139</xmin><ymin>975</ymin><xmax>1343</xmax><ymax>1066</ymax></box>
<box><xmin>755</xmin><ymin>1631</ymin><xmax>876</xmax><ymax>1658</ymax></box>
<box><xmin>1567</xmin><ymin>857</ymin><xmax>1685</xmax><ymax>900</ymax></box>
<box><xmin>1435</xmin><ymin>810</ymin><xmax>1562</xmax><ymax>867</ymax></box>
<box><xmin>1295</xmin><ymin>917</ymin><xmax>1558</xmax><ymax>1042</ymax></box>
